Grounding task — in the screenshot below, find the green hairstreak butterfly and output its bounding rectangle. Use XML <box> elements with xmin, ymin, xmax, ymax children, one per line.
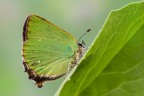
<box><xmin>22</xmin><ymin>15</ymin><xmax>89</xmax><ymax>88</ymax></box>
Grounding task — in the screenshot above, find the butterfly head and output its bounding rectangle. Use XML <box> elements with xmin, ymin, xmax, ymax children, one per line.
<box><xmin>77</xmin><ymin>29</ymin><xmax>91</xmax><ymax>52</ymax></box>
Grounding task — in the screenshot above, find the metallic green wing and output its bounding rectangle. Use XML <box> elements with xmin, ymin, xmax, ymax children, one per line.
<box><xmin>22</xmin><ymin>15</ymin><xmax>78</xmax><ymax>87</ymax></box>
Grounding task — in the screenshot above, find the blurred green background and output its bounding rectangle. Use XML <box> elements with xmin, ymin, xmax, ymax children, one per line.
<box><xmin>0</xmin><ymin>0</ymin><xmax>142</xmax><ymax>96</ymax></box>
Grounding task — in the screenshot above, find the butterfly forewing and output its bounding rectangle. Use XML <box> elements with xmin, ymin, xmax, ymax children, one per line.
<box><xmin>22</xmin><ymin>15</ymin><xmax>78</xmax><ymax>83</ymax></box>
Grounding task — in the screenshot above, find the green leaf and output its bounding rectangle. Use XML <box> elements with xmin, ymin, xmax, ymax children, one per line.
<box><xmin>55</xmin><ymin>1</ymin><xmax>144</xmax><ymax>96</ymax></box>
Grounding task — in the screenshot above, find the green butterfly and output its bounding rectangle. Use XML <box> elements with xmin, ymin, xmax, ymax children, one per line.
<box><xmin>22</xmin><ymin>15</ymin><xmax>88</xmax><ymax>88</ymax></box>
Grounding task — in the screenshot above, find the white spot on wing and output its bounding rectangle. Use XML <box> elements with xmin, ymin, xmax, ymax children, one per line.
<box><xmin>37</xmin><ymin>61</ymin><xmax>40</xmax><ymax>63</ymax></box>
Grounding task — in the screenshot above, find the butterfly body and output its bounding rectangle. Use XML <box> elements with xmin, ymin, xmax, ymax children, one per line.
<box><xmin>22</xmin><ymin>15</ymin><xmax>84</xmax><ymax>88</ymax></box>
